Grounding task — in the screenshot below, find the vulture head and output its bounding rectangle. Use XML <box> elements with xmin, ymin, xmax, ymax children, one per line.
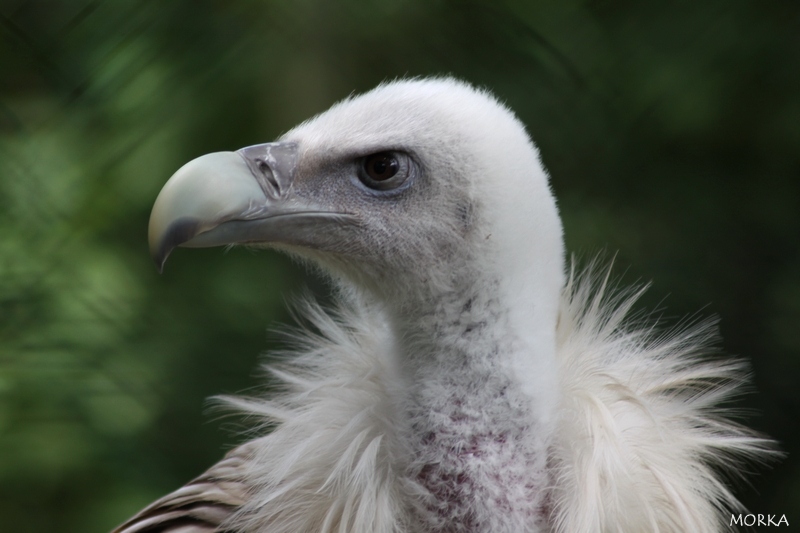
<box><xmin>151</xmin><ymin>79</ymin><xmax>563</xmax><ymax>318</ymax></box>
<box><xmin>130</xmin><ymin>78</ymin><xmax>772</xmax><ymax>533</ymax></box>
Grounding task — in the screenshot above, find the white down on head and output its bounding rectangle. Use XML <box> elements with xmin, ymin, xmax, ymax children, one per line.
<box><xmin>115</xmin><ymin>78</ymin><xmax>773</xmax><ymax>533</ymax></box>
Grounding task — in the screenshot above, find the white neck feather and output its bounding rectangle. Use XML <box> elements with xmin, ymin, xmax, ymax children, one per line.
<box><xmin>379</xmin><ymin>239</ymin><xmax>562</xmax><ymax>532</ymax></box>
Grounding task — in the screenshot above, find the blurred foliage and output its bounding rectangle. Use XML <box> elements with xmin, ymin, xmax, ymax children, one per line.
<box><xmin>1</xmin><ymin>0</ymin><xmax>798</xmax><ymax>531</ymax></box>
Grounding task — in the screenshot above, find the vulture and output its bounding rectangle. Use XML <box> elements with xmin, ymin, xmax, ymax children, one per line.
<box><xmin>114</xmin><ymin>78</ymin><xmax>772</xmax><ymax>533</ymax></box>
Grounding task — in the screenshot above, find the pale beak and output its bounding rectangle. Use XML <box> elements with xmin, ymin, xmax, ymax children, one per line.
<box><xmin>148</xmin><ymin>142</ymin><xmax>352</xmax><ymax>272</ymax></box>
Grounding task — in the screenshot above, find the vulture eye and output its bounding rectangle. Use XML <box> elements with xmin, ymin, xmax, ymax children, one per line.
<box><xmin>365</xmin><ymin>153</ymin><xmax>398</xmax><ymax>181</ymax></box>
<box><xmin>357</xmin><ymin>151</ymin><xmax>412</xmax><ymax>191</ymax></box>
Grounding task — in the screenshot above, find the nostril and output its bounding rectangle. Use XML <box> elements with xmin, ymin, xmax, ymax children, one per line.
<box><xmin>255</xmin><ymin>159</ymin><xmax>281</xmax><ymax>193</ymax></box>
<box><xmin>267</xmin><ymin>174</ymin><xmax>280</xmax><ymax>191</ymax></box>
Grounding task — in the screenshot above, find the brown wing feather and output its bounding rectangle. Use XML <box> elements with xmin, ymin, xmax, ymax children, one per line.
<box><xmin>111</xmin><ymin>444</ymin><xmax>252</xmax><ymax>533</ymax></box>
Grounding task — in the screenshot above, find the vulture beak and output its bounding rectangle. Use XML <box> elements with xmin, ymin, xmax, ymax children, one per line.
<box><xmin>149</xmin><ymin>142</ymin><xmax>350</xmax><ymax>272</ymax></box>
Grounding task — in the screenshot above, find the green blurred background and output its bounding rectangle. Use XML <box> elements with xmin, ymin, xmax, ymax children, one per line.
<box><xmin>2</xmin><ymin>0</ymin><xmax>798</xmax><ymax>531</ymax></box>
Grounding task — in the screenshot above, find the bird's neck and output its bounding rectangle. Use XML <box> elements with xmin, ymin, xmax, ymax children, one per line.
<box><xmin>386</xmin><ymin>270</ymin><xmax>560</xmax><ymax>532</ymax></box>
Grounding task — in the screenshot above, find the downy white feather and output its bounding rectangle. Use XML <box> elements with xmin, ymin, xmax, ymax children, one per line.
<box><xmin>114</xmin><ymin>263</ymin><xmax>772</xmax><ymax>533</ymax></box>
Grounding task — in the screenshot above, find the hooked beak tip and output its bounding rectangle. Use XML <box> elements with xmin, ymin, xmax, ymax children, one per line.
<box><xmin>150</xmin><ymin>217</ymin><xmax>204</xmax><ymax>273</ymax></box>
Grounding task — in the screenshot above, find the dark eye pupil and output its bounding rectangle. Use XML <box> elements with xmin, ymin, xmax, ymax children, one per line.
<box><xmin>366</xmin><ymin>153</ymin><xmax>399</xmax><ymax>181</ymax></box>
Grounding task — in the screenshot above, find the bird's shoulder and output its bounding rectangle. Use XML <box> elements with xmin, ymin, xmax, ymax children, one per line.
<box><xmin>110</xmin><ymin>443</ymin><xmax>255</xmax><ymax>533</ymax></box>
<box><xmin>112</xmin><ymin>297</ymin><xmax>398</xmax><ymax>533</ymax></box>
